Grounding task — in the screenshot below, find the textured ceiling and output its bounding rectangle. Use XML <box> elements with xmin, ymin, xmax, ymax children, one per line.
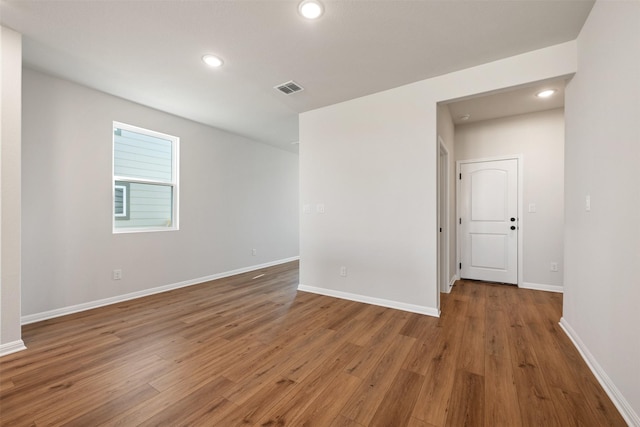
<box><xmin>0</xmin><ymin>0</ymin><xmax>594</xmax><ymax>152</ymax></box>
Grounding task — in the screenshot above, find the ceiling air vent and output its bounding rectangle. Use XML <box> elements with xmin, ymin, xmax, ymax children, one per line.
<box><xmin>274</xmin><ymin>81</ymin><xmax>304</xmax><ymax>95</ymax></box>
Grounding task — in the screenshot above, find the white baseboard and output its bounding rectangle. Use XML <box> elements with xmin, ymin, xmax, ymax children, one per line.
<box><xmin>446</xmin><ymin>274</ymin><xmax>459</xmax><ymax>293</ymax></box>
<box><xmin>520</xmin><ymin>281</ymin><xmax>563</xmax><ymax>293</ymax></box>
<box><xmin>297</xmin><ymin>284</ymin><xmax>440</xmax><ymax>318</ymax></box>
<box><xmin>450</xmin><ymin>274</ymin><xmax>459</xmax><ymax>287</ymax></box>
<box><xmin>0</xmin><ymin>340</ymin><xmax>26</xmax><ymax>357</ymax></box>
<box><xmin>559</xmin><ymin>317</ymin><xmax>639</xmax><ymax>426</ymax></box>
<box><xmin>21</xmin><ymin>256</ymin><xmax>300</xmax><ymax>325</ymax></box>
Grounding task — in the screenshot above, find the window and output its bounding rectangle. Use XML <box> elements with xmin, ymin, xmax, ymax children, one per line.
<box><xmin>113</xmin><ymin>122</ymin><xmax>179</xmax><ymax>233</ymax></box>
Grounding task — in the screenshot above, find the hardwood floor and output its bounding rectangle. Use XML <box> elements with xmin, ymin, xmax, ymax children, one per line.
<box><xmin>0</xmin><ymin>261</ymin><xmax>626</xmax><ymax>426</ymax></box>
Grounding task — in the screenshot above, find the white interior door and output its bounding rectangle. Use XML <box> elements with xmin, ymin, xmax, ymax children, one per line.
<box><xmin>459</xmin><ymin>158</ymin><xmax>518</xmax><ymax>284</ymax></box>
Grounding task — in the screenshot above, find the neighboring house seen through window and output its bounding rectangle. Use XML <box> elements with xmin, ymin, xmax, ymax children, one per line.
<box><xmin>114</xmin><ymin>181</ymin><xmax>130</xmax><ymax>220</ymax></box>
<box><xmin>113</xmin><ymin>122</ymin><xmax>179</xmax><ymax>233</ymax></box>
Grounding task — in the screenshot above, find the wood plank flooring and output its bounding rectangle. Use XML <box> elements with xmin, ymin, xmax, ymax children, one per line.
<box><xmin>0</xmin><ymin>261</ymin><xmax>627</xmax><ymax>426</ymax></box>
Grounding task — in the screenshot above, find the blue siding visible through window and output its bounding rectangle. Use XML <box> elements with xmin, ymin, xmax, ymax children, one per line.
<box><xmin>121</xmin><ymin>183</ymin><xmax>173</xmax><ymax>228</ymax></box>
<box><xmin>114</xmin><ymin>128</ymin><xmax>173</xmax><ymax>182</ymax></box>
<box><xmin>113</xmin><ymin>124</ymin><xmax>178</xmax><ymax>231</ymax></box>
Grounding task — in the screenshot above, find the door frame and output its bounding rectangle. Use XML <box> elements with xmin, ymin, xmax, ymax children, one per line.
<box><xmin>456</xmin><ymin>154</ymin><xmax>524</xmax><ymax>287</ymax></box>
<box><xmin>437</xmin><ymin>136</ymin><xmax>450</xmax><ymax>294</ymax></box>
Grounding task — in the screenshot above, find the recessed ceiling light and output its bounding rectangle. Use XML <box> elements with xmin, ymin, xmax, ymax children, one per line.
<box><xmin>298</xmin><ymin>0</ymin><xmax>324</xmax><ymax>19</ymax></box>
<box><xmin>202</xmin><ymin>54</ymin><xmax>224</xmax><ymax>68</ymax></box>
<box><xmin>536</xmin><ymin>89</ymin><xmax>556</xmax><ymax>98</ymax></box>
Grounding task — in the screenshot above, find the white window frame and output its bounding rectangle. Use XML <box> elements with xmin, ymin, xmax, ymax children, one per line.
<box><xmin>112</xmin><ymin>121</ymin><xmax>180</xmax><ymax>234</ymax></box>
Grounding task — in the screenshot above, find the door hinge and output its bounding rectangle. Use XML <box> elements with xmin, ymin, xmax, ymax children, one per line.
<box><xmin>459</xmin><ymin>173</ymin><xmax>462</xmax><ymax>180</ymax></box>
<box><xmin>459</xmin><ymin>218</ymin><xmax>462</xmax><ymax>225</ymax></box>
<box><xmin>459</xmin><ymin>262</ymin><xmax>462</xmax><ymax>269</ymax></box>
<box><xmin>439</xmin><ymin>227</ymin><xmax>442</xmax><ymax>232</ymax></box>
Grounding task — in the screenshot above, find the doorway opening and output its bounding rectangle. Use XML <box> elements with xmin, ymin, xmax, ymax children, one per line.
<box><xmin>437</xmin><ymin>137</ymin><xmax>450</xmax><ymax>296</ymax></box>
<box><xmin>436</xmin><ymin>77</ymin><xmax>568</xmax><ymax>309</ymax></box>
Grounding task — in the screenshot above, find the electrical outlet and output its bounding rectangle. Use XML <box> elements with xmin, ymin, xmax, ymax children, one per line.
<box><xmin>252</xmin><ymin>248</ymin><xmax>257</xmax><ymax>256</ymax></box>
<box><xmin>113</xmin><ymin>269</ymin><xmax>122</xmax><ymax>280</ymax></box>
<box><xmin>550</xmin><ymin>262</ymin><xmax>558</xmax><ymax>272</ymax></box>
<box><xmin>340</xmin><ymin>266</ymin><xmax>347</xmax><ymax>277</ymax></box>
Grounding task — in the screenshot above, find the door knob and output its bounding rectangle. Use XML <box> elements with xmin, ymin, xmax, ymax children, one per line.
<box><xmin>510</xmin><ymin>225</ymin><xmax>516</xmax><ymax>230</ymax></box>
<box><xmin>510</xmin><ymin>217</ymin><xmax>516</xmax><ymax>222</ymax></box>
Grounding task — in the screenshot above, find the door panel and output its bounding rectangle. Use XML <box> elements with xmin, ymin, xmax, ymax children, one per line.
<box><xmin>460</xmin><ymin>159</ymin><xmax>518</xmax><ymax>284</ymax></box>
<box><xmin>470</xmin><ymin>233</ymin><xmax>508</xmax><ymax>270</ymax></box>
<box><xmin>471</xmin><ymin>170</ymin><xmax>508</xmax><ymax>221</ymax></box>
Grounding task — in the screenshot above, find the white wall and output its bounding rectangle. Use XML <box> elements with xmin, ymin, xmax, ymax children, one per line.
<box><xmin>455</xmin><ymin>109</ymin><xmax>565</xmax><ymax>291</ymax></box>
<box><xmin>563</xmin><ymin>1</ymin><xmax>640</xmax><ymax>424</ymax></box>
<box><xmin>21</xmin><ymin>68</ymin><xmax>299</xmax><ymax>319</ymax></box>
<box><xmin>0</xmin><ymin>26</ymin><xmax>25</xmax><ymax>355</ymax></box>
<box><xmin>299</xmin><ymin>41</ymin><xmax>576</xmax><ymax>316</ymax></box>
